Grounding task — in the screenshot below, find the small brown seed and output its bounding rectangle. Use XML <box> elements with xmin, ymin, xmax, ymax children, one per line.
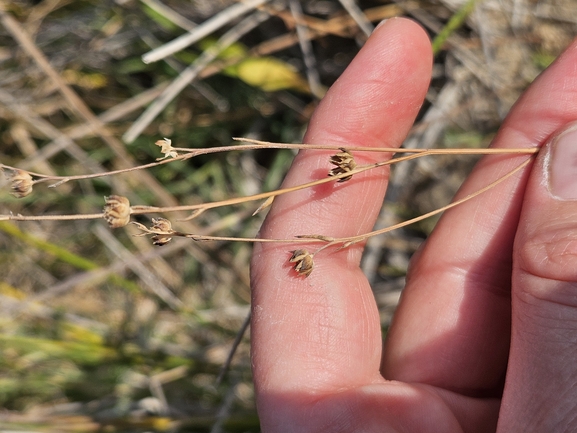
<box><xmin>9</xmin><ymin>169</ymin><xmax>33</xmax><ymax>198</ymax></box>
<box><xmin>104</xmin><ymin>195</ymin><xmax>131</xmax><ymax>228</ymax></box>
<box><xmin>151</xmin><ymin>217</ymin><xmax>172</xmax><ymax>232</ymax></box>
<box><xmin>289</xmin><ymin>249</ymin><xmax>314</xmax><ymax>277</ymax></box>
<box><xmin>328</xmin><ymin>148</ymin><xmax>356</xmax><ymax>182</ymax></box>
<box><xmin>151</xmin><ymin>217</ymin><xmax>173</xmax><ymax>246</ymax></box>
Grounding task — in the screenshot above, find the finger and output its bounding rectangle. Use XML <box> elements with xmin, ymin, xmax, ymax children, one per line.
<box><xmin>383</xmin><ymin>37</ymin><xmax>577</xmax><ymax>396</ymax></box>
<box><xmin>251</xmin><ymin>17</ymin><xmax>432</xmax><ymax>407</ymax></box>
<box><xmin>497</xmin><ymin>123</ymin><xmax>577</xmax><ymax>430</ymax></box>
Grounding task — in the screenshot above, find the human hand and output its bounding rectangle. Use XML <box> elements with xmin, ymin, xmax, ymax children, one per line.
<box><xmin>250</xmin><ymin>18</ymin><xmax>577</xmax><ymax>432</ymax></box>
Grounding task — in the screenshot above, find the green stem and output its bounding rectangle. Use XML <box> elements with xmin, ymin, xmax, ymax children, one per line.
<box><xmin>432</xmin><ymin>0</ymin><xmax>480</xmax><ymax>55</ymax></box>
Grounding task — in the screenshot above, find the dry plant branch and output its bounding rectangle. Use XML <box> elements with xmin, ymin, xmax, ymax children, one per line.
<box><xmin>1</xmin><ymin>138</ymin><xmax>538</xmax><ymax>190</ymax></box>
<box><xmin>129</xmin><ymin>153</ymin><xmax>534</xmax><ymax>245</ymax></box>
<box><xmin>1</xmin><ymin>139</ymin><xmax>539</xmax><ymax>222</ymax></box>
<box><xmin>2</xmin><ymin>131</ymin><xmax>539</xmax><ymax>278</ymax></box>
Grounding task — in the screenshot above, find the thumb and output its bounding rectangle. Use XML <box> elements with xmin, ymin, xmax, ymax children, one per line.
<box><xmin>500</xmin><ymin>122</ymin><xmax>577</xmax><ymax>431</ymax></box>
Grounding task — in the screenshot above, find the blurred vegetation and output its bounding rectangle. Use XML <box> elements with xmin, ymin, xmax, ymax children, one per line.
<box><xmin>0</xmin><ymin>0</ymin><xmax>575</xmax><ymax>431</ymax></box>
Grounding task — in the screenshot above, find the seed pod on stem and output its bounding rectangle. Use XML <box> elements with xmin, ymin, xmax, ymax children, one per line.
<box><xmin>151</xmin><ymin>217</ymin><xmax>173</xmax><ymax>246</ymax></box>
<box><xmin>103</xmin><ymin>195</ymin><xmax>131</xmax><ymax>228</ymax></box>
<box><xmin>328</xmin><ymin>149</ymin><xmax>356</xmax><ymax>182</ymax></box>
<box><xmin>9</xmin><ymin>169</ymin><xmax>34</xmax><ymax>198</ymax></box>
<box><xmin>289</xmin><ymin>249</ymin><xmax>314</xmax><ymax>277</ymax></box>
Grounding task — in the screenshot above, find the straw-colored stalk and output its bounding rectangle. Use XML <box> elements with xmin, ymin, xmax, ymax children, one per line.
<box><xmin>1</xmin><ymin>138</ymin><xmax>539</xmax><ymax>276</ymax></box>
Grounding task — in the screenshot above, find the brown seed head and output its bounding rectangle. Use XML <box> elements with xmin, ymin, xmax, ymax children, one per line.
<box><xmin>328</xmin><ymin>148</ymin><xmax>356</xmax><ymax>182</ymax></box>
<box><xmin>151</xmin><ymin>217</ymin><xmax>173</xmax><ymax>246</ymax></box>
<box><xmin>289</xmin><ymin>249</ymin><xmax>314</xmax><ymax>277</ymax></box>
<box><xmin>9</xmin><ymin>169</ymin><xmax>33</xmax><ymax>198</ymax></box>
<box><xmin>104</xmin><ymin>195</ymin><xmax>131</xmax><ymax>228</ymax></box>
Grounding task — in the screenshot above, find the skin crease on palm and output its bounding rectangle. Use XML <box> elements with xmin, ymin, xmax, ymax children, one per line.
<box><xmin>250</xmin><ymin>17</ymin><xmax>577</xmax><ymax>433</ymax></box>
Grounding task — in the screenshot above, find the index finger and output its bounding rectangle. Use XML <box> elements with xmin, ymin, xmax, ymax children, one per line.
<box><xmin>251</xmin><ymin>17</ymin><xmax>432</xmax><ymax>405</ymax></box>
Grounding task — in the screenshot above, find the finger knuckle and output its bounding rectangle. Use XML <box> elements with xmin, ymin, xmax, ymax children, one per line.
<box><xmin>516</xmin><ymin>223</ymin><xmax>577</xmax><ymax>282</ymax></box>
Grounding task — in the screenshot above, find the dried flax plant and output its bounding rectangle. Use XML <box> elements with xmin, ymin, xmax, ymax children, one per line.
<box><xmin>2</xmin><ymin>137</ymin><xmax>539</xmax><ymax>277</ymax></box>
<box><xmin>0</xmin><ymin>0</ymin><xmax>573</xmax><ymax>429</ymax></box>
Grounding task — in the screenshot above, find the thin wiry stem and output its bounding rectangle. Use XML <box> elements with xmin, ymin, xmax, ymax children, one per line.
<box><xmin>0</xmin><ymin>213</ymin><xmax>104</xmax><ymax>222</ymax></box>
<box><xmin>129</xmin><ymin>150</ymin><xmax>440</xmax><ymax>216</ymax></box>
<box><xmin>311</xmin><ymin>156</ymin><xmax>535</xmax><ymax>249</ymax></box>
<box><xmin>1</xmin><ymin>138</ymin><xmax>538</xmax><ymax>188</ymax></box>
<box><xmin>132</xmin><ymin>155</ymin><xmax>536</xmax><ymax>247</ymax></box>
<box><xmin>231</xmin><ymin>137</ymin><xmax>540</xmax><ymax>155</ymax></box>
<box><xmin>1</xmin><ymin>149</ymin><xmax>414</xmax><ymax>222</ymax></box>
<box><xmin>336</xmin><ymin>0</ymin><xmax>374</xmax><ymax>37</ymax></box>
<box><xmin>2</xmin><ymin>142</ymin><xmax>538</xmax><ymax>223</ymax></box>
<box><xmin>1</xmin><ymin>155</ymin><xmax>192</xmax><ymax>186</ymax></box>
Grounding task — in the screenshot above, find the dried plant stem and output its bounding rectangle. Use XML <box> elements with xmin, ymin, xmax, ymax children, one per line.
<box><xmin>231</xmin><ymin>138</ymin><xmax>540</xmax><ymax>155</ymax></box>
<box><xmin>215</xmin><ymin>309</ymin><xmax>251</xmax><ymax>386</ymax></box>
<box><xmin>132</xmin><ymin>146</ymin><xmax>538</xmax><ymax>215</ymax></box>
<box><xmin>1</xmin><ymin>139</ymin><xmax>538</xmax><ymax>188</ymax></box>
<box><xmin>307</xmin><ymin>156</ymin><xmax>535</xmax><ymax>253</ymax></box>
<box><xmin>1</xmin><ymin>155</ymin><xmax>192</xmax><ymax>187</ymax></box>
<box><xmin>289</xmin><ymin>0</ymin><xmax>324</xmax><ymax>99</ymax></box>
<box><xmin>1</xmin><ymin>145</ymin><xmax>538</xmax><ymax>223</ymax></box>
<box><xmin>129</xmin><ymin>150</ymin><xmax>441</xmax><ymax>216</ymax></box>
<box><xmin>132</xmin><ymin>155</ymin><xmax>535</xmax><ymax>249</ymax></box>
<box><xmin>1</xmin><ymin>213</ymin><xmax>105</xmax><ymax>222</ymax></box>
<box><xmin>1</xmin><ymin>150</ymin><xmax>412</xmax><ymax>222</ymax></box>
<box><xmin>337</xmin><ymin>0</ymin><xmax>374</xmax><ymax>37</ymax></box>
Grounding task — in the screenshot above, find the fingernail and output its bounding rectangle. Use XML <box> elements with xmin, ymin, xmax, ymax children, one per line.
<box><xmin>549</xmin><ymin>123</ymin><xmax>577</xmax><ymax>200</ymax></box>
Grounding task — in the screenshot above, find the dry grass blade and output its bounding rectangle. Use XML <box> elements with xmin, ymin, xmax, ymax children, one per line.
<box><xmin>140</xmin><ymin>0</ymin><xmax>197</xmax><ymax>31</ymax></box>
<box><xmin>289</xmin><ymin>0</ymin><xmax>324</xmax><ymax>98</ymax></box>
<box><xmin>94</xmin><ymin>225</ymin><xmax>185</xmax><ymax>310</ymax></box>
<box><xmin>141</xmin><ymin>0</ymin><xmax>270</xmax><ymax>64</ymax></box>
<box><xmin>337</xmin><ymin>0</ymin><xmax>374</xmax><ymax>37</ymax></box>
<box><xmin>123</xmin><ymin>10</ymin><xmax>271</xmax><ymax>143</ymax></box>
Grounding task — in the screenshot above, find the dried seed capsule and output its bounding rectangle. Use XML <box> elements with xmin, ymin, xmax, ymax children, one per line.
<box><xmin>289</xmin><ymin>249</ymin><xmax>314</xmax><ymax>277</ymax></box>
<box><xmin>154</xmin><ymin>137</ymin><xmax>178</xmax><ymax>160</ymax></box>
<box><xmin>328</xmin><ymin>148</ymin><xmax>356</xmax><ymax>182</ymax></box>
<box><xmin>103</xmin><ymin>195</ymin><xmax>131</xmax><ymax>228</ymax></box>
<box><xmin>151</xmin><ymin>217</ymin><xmax>173</xmax><ymax>246</ymax></box>
<box><xmin>9</xmin><ymin>169</ymin><xmax>33</xmax><ymax>198</ymax></box>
